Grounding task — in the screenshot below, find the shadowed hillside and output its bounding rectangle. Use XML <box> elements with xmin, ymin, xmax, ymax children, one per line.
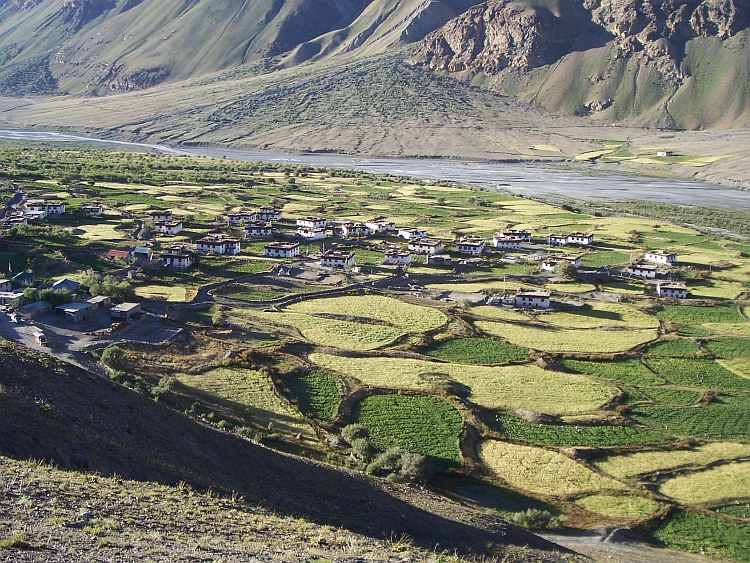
<box><xmin>0</xmin><ymin>338</ymin><xmax>570</xmax><ymax>557</ymax></box>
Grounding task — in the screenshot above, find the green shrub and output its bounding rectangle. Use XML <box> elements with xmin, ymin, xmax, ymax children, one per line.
<box><xmin>0</xmin><ymin>533</ymin><xmax>30</xmax><ymax>550</ymax></box>
<box><xmin>100</xmin><ymin>345</ymin><xmax>126</xmax><ymax>371</ymax></box>
<box><xmin>341</xmin><ymin>424</ymin><xmax>369</xmax><ymax>444</ymax></box>
<box><xmin>508</xmin><ymin>509</ymin><xmax>561</xmax><ymax>530</ymax></box>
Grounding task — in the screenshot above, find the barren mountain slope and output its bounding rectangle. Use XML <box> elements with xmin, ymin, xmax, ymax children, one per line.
<box><xmin>0</xmin><ymin>338</ymin><xmax>568</xmax><ymax>557</ymax></box>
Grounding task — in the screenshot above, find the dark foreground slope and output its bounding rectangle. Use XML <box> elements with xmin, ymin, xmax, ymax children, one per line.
<box><xmin>0</xmin><ymin>339</ymin><xmax>568</xmax><ymax>558</ymax></box>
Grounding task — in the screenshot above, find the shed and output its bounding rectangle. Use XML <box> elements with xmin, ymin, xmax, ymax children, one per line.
<box><xmin>51</xmin><ymin>278</ymin><xmax>80</xmax><ymax>292</ymax></box>
<box><xmin>87</xmin><ymin>295</ymin><xmax>112</xmax><ymax>309</ymax></box>
<box><xmin>11</xmin><ymin>272</ymin><xmax>35</xmax><ymax>287</ymax></box>
<box><xmin>110</xmin><ymin>302</ymin><xmax>141</xmax><ymax>321</ymax></box>
<box><xmin>18</xmin><ymin>300</ymin><xmax>52</xmax><ymax>319</ymax></box>
<box><xmin>55</xmin><ymin>302</ymin><xmax>94</xmax><ymax>323</ymax></box>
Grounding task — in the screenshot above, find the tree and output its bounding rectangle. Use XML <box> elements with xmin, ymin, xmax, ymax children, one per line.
<box><xmin>553</xmin><ymin>260</ymin><xmax>577</xmax><ymax>280</ymax></box>
<box><xmin>341</xmin><ymin>424</ymin><xmax>369</xmax><ymax>444</ymax></box>
<box><xmin>100</xmin><ymin>345</ymin><xmax>127</xmax><ymax>371</ymax></box>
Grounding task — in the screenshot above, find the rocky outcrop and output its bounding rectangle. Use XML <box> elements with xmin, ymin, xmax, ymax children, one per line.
<box><xmin>407</xmin><ymin>0</ymin><xmax>750</xmax><ymax>80</ymax></box>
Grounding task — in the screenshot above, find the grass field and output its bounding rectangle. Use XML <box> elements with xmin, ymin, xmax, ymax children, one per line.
<box><xmin>580</xmin><ymin>251</ymin><xmax>631</xmax><ymax>268</ymax></box>
<box><xmin>425</xmin><ymin>281</ymin><xmax>523</xmax><ymax>293</ymax></box>
<box><xmin>593</xmin><ymin>442</ymin><xmax>750</xmax><ymax>480</ymax></box>
<box><xmin>719</xmin><ymin>359</ymin><xmax>750</xmax><ymax>380</ymax></box>
<box><xmin>574</xmin><ymin>495</ymin><xmax>663</xmax><ymax>519</ymax></box>
<box><xmin>688</xmin><ymin>279</ymin><xmax>746</xmax><ymax>300</ymax></box>
<box><xmin>645</xmin><ymin>358</ymin><xmax>750</xmax><ymax>390</ymax></box>
<box><xmin>645</xmin><ymin>339</ymin><xmax>701</xmax><ymax>356</ymax></box>
<box><xmin>544</xmin><ymin>282</ymin><xmax>598</xmax><ymax>294</ymax></box>
<box><xmin>175</xmin><ymin>367</ymin><xmax>316</xmax><ymax>441</ymax></box>
<box><xmin>640</xmin><ymin>387</ymin><xmax>702</xmax><ymax>405</ymax></box>
<box><xmin>488</xmin><ymin>412</ymin><xmax>668</xmax><ymax>447</ymax></box>
<box><xmin>716</xmin><ymin>503</ymin><xmax>750</xmax><ymax>519</ymax></box>
<box><xmin>135</xmin><ymin>284</ymin><xmax>194</xmax><ymax>302</ymax></box>
<box><xmin>657</xmin><ymin>304</ymin><xmax>746</xmax><ymax>324</ymax></box>
<box><xmin>286</xmin><ymin>370</ymin><xmax>340</xmax><ymax>421</ymax></box>
<box><xmin>678</xmin><ymin>326</ymin><xmax>711</xmax><ymax>337</ymax></box>
<box><xmin>560</xmin><ymin>359</ymin><xmax>665</xmax><ymax>386</ymax></box>
<box><xmin>706</xmin><ymin>338</ymin><xmax>750</xmax><ymax>359</ymax></box>
<box><xmin>469</xmin><ymin>306</ymin><xmax>530</xmax><ymax>322</ymax></box>
<box><xmin>538</xmin><ymin>302</ymin><xmax>659</xmax><ymax>330</ymax></box>
<box><xmin>475</xmin><ymin>321</ymin><xmax>658</xmax><ymax>353</ymax></box>
<box><xmin>285</xmin><ymin>295</ymin><xmax>446</xmax><ymax>333</ymax></box>
<box><xmin>658</xmin><ymin>461</ymin><xmax>750</xmax><ymax>504</ymax></box>
<box><xmin>423</xmin><ymin>338</ymin><xmax>529</xmax><ymax>364</ymax></box>
<box><xmin>704</xmin><ymin>322</ymin><xmax>750</xmax><ymax>336</ymax></box>
<box><xmin>310</xmin><ymin>353</ymin><xmax>613</xmax><ymax>414</ymax></box>
<box><xmin>600</xmin><ymin>281</ymin><xmax>644</xmax><ymax>295</ymax></box>
<box><xmin>651</xmin><ymin>510</ymin><xmax>750</xmax><ymax>562</ymax></box>
<box><xmin>479</xmin><ymin>440</ymin><xmax>624</xmax><ymax>495</ymax></box>
<box><xmin>352</xmin><ymin>394</ymin><xmax>462</xmax><ymax>466</ymax></box>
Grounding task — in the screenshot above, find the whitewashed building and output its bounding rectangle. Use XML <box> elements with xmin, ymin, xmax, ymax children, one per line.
<box><xmin>398</xmin><ymin>227</ymin><xmax>427</xmax><ymax>240</ymax></box>
<box><xmin>0</xmin><ymin>279</ymin><xmax>9</xmax><ymax>292</ymax></box>
<box><xmin>228</xmin><ymin>212</ymin><xmax>256</xmax><ymax>226</ymax></box>
<box><xmin>297</xmin><ymin>227</ymin><xmax>327</xmax><ymax>240</ymax></box>
<box><xmin>320</xmin><ymin>250</ymin><xmax>355</xmax><ymax>268</ymax></box>
<box><xmin>657</xmin><ymin>283</ymin><xmax>687</xmax><ymax>298</ymax></box>
<box><xmin>149</xmin><ymin>210</ymin><xmax>173</xmax><ymax>222</ymax></box>
<box><xmin>493</xmin><ymin>236</ymin><xmax>523</xmax><ymax>250</ymax></box>
<box><xmin>264</xmin><ymin>242</ymin><xmax>300</xmax><ymax>258</ymax></box>
<box><xmin>626</xmin><ymin>262</ymin><xmax>658</xmax><ymax>278</ymax></box>
<box><xmin>514</xmin><ymin>289</ymin><xmax>551</xmax><ymax>309</ymax></box>
<box><xmin>154</xmin><ymin>221</ymin><xmax>183</xmax><ymax>235</ymax></box>
<box><xmin>547</xmin><ymin>234</ymin><xmax>569</xmax><ymax>246</ymax></box>
<box><xmin>81</xmin><ymin>204</ymin><xmax>104</xmax><ymax>217</ymax></box>
<box><xmin>497</xmin><ymin>229</ymin><xmax>532</xmax><ymax>243</ymax></box>
<box><xmin>408</xmin><ymin>238</ymin><xmax>443</xmax><ymax>254</ymax></box>
<box><xmin>224</xmin><ymin>238</ymin><xmax>241</xmax><ymax>255</ymax></box>
<box><xmin>195</xmin><ymin>235</ymin><xmax>227</xmax><ymax>255</ymax></box>
<box><xmin>160</xmin><ymin>245</ymin><xmax>194</xmax><ymax>268</ymax></box>
<box><xmin>257</xmin><ymin>206</ymin><xmax>282</xmax><ymax>221</ymax></box>
<box><xmin>340</xmin><ymin>222</ymin><xmax>371</xmax><ymax>238</ymax></box>
<box><xmin>365</xmin><ymin>220</ymin><xmax>396</xmax><ymax>234</ymax></box>
<box><xmin>645</xmin><ymin>250</ymin><xmax>677</xmax><ymax>265</ymax></box>
<box><xmin>456</xmin><ymin>237</ymin><xmax>486</xmax><ymax>255</ymax></box>
<box><xmin>244</xmin><ymin>221</ymin><xmax>274</xmax><ymax>239</ymax></box>
<box><xmin>383</xmin><ymin>250</ymin><xmax>412</xmax><ymax>265</ymax></box>
<box><xmin>296</xmin><ymin>217</ymin><xmax>327</xmax><ymax>229</ymax></box>
<box><xmin>542</xmin><ymin>254</ymin><xmax>582</xmax><ymax>271</ymax></box>
<box><xmin>567</xmin><ymin>232</ymin><xmax>594</xmax><ymax>246</ymax></box>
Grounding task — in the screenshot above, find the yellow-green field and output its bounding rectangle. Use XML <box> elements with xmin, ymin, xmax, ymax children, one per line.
<box><xmin>574</xmin><ymin>495</ymin><xmax>663</xmax><ymax>519</ymax></box>
<box><xmin>470</xmin><ymin>306</ymin><xmax>530</xmax><ymax>322</ymax></box>
<box><xmin>175</xmin><ymin>367</ymin><xmax>316</xmax><ymax>441</ymax></box>
<box><xmin>310</xmin><ymin>353</ymin><xmax>613</xmax><ymax>414</ymax></box>
<box><xmin>285</xmin><ymin>295</ymin><xmax>446</xmax><ymax>333</ymax></box>
<box><xmin>426</xmin><ymin>281</ymin><xmax>523</xmax><ymax>293</ymax></box>
<box><xmin>544</xmin><ymin>282</ymin><xmax>598</xmax><ymax>294</ymax></box>
<box><xmin>658</xmin><ymin>461</ymin><xmax>750</xmax><ymax>504</ymax></box>
<box><xmin>537</xmin><ymin>302</ymin><xmax>659</xmax><ymax>330</ymax></box>
<box><xmin>135</xmin><ymin>284</ymin><xmax>195</xmax><ymax>302</ymax></box>
<box><xmin>479</xmin><ymin>440</ymin><xmax>624</xmax><ymax>495</ymax></box>
<box><xmin>593</xmin><ymin>443</ymin><xmax>750</xmax><ymax>480</ymax></box>
<box><xmin>719</xmin><ymin>359</ymin><xmax>750</xmax><ymax>379</ymax></box>
<box><xmin>475</xmin><ymin>321</ymin><xmax>658</xmax><ymax>353</ymax></box>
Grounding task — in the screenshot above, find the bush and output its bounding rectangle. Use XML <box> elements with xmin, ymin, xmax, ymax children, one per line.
<box><xmin>508</xmin><ymin>509</ymin><xmax>561</xmax><ymax>530</ymax></box>
<box><xmin>366</xmin><ymin>448</ymin><xmax>433</xmax><ymax>482</ymax></box>
<box><xmin>84</xmin><ymin>274</ymin><xmax>135</xmax><ymax>300</ymax></box>
<box><xmin>341</xmin><ymin>423</ymin><xmax>369</xmax><ymax>444</ymax></box>
<box><xmin>100</xmin><ymin>345</ymin><xmax>126</xmax><ymax>371</ymax></box>
<box><xmin>351</xmin><ymin>437</ymin><xmax>375</xmax><ymax>461</ymax></box>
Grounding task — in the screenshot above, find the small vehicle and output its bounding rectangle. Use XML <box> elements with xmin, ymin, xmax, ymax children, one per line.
<box><xmin>33</xmin><ymin>331</ymin><xmax>48</xmax><ymax>345</ymax></box>
<box><xmin>9</xmin><ymin>313</ymin><xmax>19</xmax><ymax>323</ymax></box>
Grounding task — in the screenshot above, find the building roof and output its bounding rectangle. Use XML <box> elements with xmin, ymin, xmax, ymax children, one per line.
<box><xmin>51</xmin><ymin>278</ymin><xmax>80</xmax><ymax>292</ymax></box>
<box><xmin>107</xmin><ymin>249</ymin><xmax>132</xmax><ymax>259</ymax></box>
<box><xmin>87</xmin><ymin>295</ymin><xmax>111</xmax><ymax>304</ymax></box>
<box><xmin>55</xmin><ymin>302</ymin><xmax>93</xmax><ymax>313</ymax></box>
<box><xmin>266</xmin><ymin>242</ymin><xmax>299</xmax><ymax>249</ymax></box>
<box><xmin>19</xmin><ymin>300</ymin><xmax>52</xmax><ymax>314</ymax></box>
<box><xmin>11</xmin><ymin>272</ymin><xmax>35</xmax><ymax>283</ymax></box>
<box><xmin>516</xmin><ymin>289</ymin><xmax>551</xmax><ymax>298</ymax></box>
<box><xmin>133</xmin><ymin>247</ymin><xmax>153</xmax><ymax>254</ymax></box>
<box><xmin>647</xmin><ymin>250</ymin><xmax>677</xmax><ymax>256</ymax></box>
<box><xmin>111</xmin><ymin>302</ymin><xmax>141</xmax><ymax>313</ymax></box>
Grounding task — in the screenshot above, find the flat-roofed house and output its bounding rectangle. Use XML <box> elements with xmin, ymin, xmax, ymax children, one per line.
<box><xmin>264</xmin><ymin>242</ymin><xmax>300</xmax><ymax>258</ymax></box>
<box><xmin>257</xmin><ymin>207</ymin><xmax>282</xmax><ymax>222</ymax></box>
<box><xmin>297</xmin><ymin>227</ymin><xmax>327</xmax><ymax>240</ymax></box>
<box><xmin>0</xmin><ymin>279</ymin><xmax>11</xmax><ymax>292</ymax></box>
<box><xmin>110</xmin><ymin>302</ymin><xmax>141</xmax><ymax>321</ymax></box>
<box><xmin>497</xmin><ymin>229</ymin><xmax>532</xmax><ymax>242</ymax></box>
<box><xmin>340</xmin><ymin>222</ymin><xmax>371</xmax><ymax>238</ymax></box>
<box><xmin>383</xmin><ymin>250</ymin><xmax>412</xmax><ymax>265</ymax></box>
<box><xmin>195</xmin><ymin>236</ymin><xmax>227</xmax><ymax>255</ymax></box>
<box><xmin>224</xmin><ymin>238</ymin><xmax>241</xmax><ymax>255</ymax></box>
<box><xmin>320</xmin><ymin>250</ymin><xmax>355</xmax><ymax>269</ymax></box>
<box><xmin>626</xmin><ymin>262</ymin><xmax>658</xmax><ymax>278</ymax></box>
<box><xmin>228</xmin><ymin>212</ymin><xmax>256</xmax><ymax>226</ymax></box>
<box><xmin>456</xmin><ymin>237</ymin><xmax>486</xmax><ymax>255</ymax></box>
<box><xmin>154</xmin><ymin>221</ymin><xmax>183</xmax><ymax>235</ymax></box>
<box><xmin>365</xmin><ymin>220</ymin><xmax>396</xmax><ymax>233</ymax></box>
<box><xmin>160</xmin><ymin>244</ymin><xmax>194</xmax><ymax>268</ymax></box>
<box><xmin>493</xmin><ymin>235</ymin><xmax>523</xmax><ymax>250</ymax></box>
<box><xmin>408</xmin><ymin>238</ymin><xmax>443</xmax><ymax>254</ymax></box>
<box><xmin>87</xmin><ymin>295</ymin><xmax>111</xmax><ymax>309</ymax></box>
<box><xmin>81</xmin><ymin>204</ymin><xmax>103</xmax><ymax>217</ymax></box>
<box><xmin>514</xmin><ymin>289</ymin><xmax>551</xmax><ymax>309</ymax></box>
<box><xmin>296</xmin><ymin>217</ymin><xmax>327</xmax><ymax>229</ymax></box>
<box><xmin>645</xmin><ymin>250</ymin><xmax>677</xmax><ymax>265</ymax></box>
<box><xmin>547</xmin><ymin>234</ymin><xmax>569</xmax><ymax>246</ymax></box>
<box><xmin>149</xmin><ymin>210</ymin><xmax>173</xmax><ymax>222</ymax></box>
<box><xmin>398</xmin><ymin>227</ymin><xmax>427</xmax><ymax>240</ymax></box>
<box><xmin>244</xmin><ymin>221</ymin><xmax>274</xmax><ymax>239</ymax></box>
<box><xmin>55</xmin><ymin>302</ymin><xmax>94</xmax><ymax>323</ymax></box>
<box><xmin>657</xmin><ymin>283</ymin><xmax>687</xmax><ymax>298</ymax></box>
<box><xmin>542</xmin><ymin>254</ymin><xmax>582</xmax><ymax>271</ymax></box>
<box><xmin>567</xmin><ymin>232</ymin><xmax>594</xmax><ymax>246</ymax></box>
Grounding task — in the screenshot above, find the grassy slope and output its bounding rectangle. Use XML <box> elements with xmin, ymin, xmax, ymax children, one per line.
<box><xmin>0</xmin><ymin>339</ymin><xmax>563</xmax><ymax>556</ymax></box>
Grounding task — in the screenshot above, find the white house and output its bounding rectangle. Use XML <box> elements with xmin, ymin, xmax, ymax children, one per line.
<box><xmin>645</xmin><ymin>250</ymin><xmax>677</xmax><ymax>265</ymax></box>
<box><xmin>514</xmin><ymin>289</ymin><xmax>551</xmax><ymax>309</ymax></box>
<box><xmin>160</xmin><ymin>245</ymin><xmax>194</xmax><ymax>268</ymax></box>
<box><xmin>542</xmin><ymin>254</ymin><xmax>582</xmax><ymax>271</ymax></box>
<box><xmin>408</xmin><ymin>238</ymin><xmax>443</xmax><ymax>254</ymax></box>
<box><xmin>398</xmin><ymin>227</ymin><xmax>427</xmax><ymax>240</ymax></box>
<box><xmin>366</xmin><ymin>220</ymin><xmax>396</xmax><ymax>234</ymax></box>
<box><xmin>522</xmin><ymin>253</ymin><xmax>546</xmax><ymax>262</ymax></box>
<box><xmin>657</xmin><ymin>151</ymin><xmax>673</xmax><ymax>157</ymax></box>
<box><xmin>297</xmin><ymin>227</ymin><xmax>327</xmax><ymax>240</ymax></box>
<box><xmin>224</xmin><ymin>238</ymin><xmax>241</xmax><ymax>255</ymax></box>
<box><xmin>244</xmin><ymin>221</ymin><xmax>274</xmax><ymax>239</ymax></box>
<box><xmin>0</xmin><ymin>279</ymin><xmax>10</xmax><ymax>292</ymax></box>
<box><xmin>264</xmin><ymin>242</ymin><xmax>300</xmax><ymax>258</ymax></box>
<box><xmin>547</xmin><ymin>234</ymin><xmax>569</xmax><ymax>246</ymax></box>
<box><xmin>340</xmin><ymin>222</ymin><xmax>371</xmax><ymax>238</ymax></box>
<box><xmin>383</xmin><ymin>250</ymin><xmax>412</xmax><ymax>265</ymax></box>
<box><xmin>296</xmin><ymin>217</ymin><xmax>327</xmax><ymax>229</ymax></box>
<box><xmin>320</xmin><ymin>250</ymin><xmax>355</xmax><ymax>268</ymax></box>
<box><xmin>149</xmin><ymin>210</ymin><xmax>173</xmax><ymax>222</ymax></box>
<box><xmin>257</xmin><ymin>206</ymin><xmax>282</xmax><ymax>221</ymax></box>
<box><xmin>497</xmin><ymin>229</ymin><xmax>532</xmax><ymax>243</ymax></box>
<box><xmin>493</xmin><ymin>236</ymin><xmax>523</xmax><ymax>250</ymax></box>
<box><xmin>228</xmin><ymin>212</ymin><xmax>257</xmax><ymax>226</ymax></box>
<box><xmin>154</xmin><ymin>221</ymin><xmax>183</xmax><ymax>235</ymax></box>
<box><xmin>567</xmin><ymin>232</ymin><xmax>594</xmax><ymax>246</ymax></box>
<box><xmin>27</xmin><ymin>199</ymin><xmax>66</xmax><ymax>216</ymax></box>
<box><xmin>456</xmin><ymin>237</ymin><xmax>486</xmax><ymax>255</ymax></box>
<box><xmin>657</xmin><ymin>283</ymin><xmax>687</xmax><ymax>298</ymax></box>
<box><xmin>81</xmin><ymin>204</ymin><xmax>103</xmax><ymax>217</ymax></box>
<box><xmin>626</xmin><ymin>262</ymin><xmax>658</xmax><ymax>279</ymax></box>
<box><xmin>195</xmin><ymin>236</ymin><xmax>227</xmax><ymax>255</ymax></box>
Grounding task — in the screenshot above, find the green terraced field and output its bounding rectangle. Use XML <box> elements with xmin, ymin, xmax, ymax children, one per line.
<box><xmin>287</xmin><ymin>370</ymin><xmax>341</xmax><ymax>421</ymax></box>
<box><xmin>560</xmin><ymin>359</ymin><xmax>665</xmax><ymax>386</ymax></box>
<box><xmin>651</xmin><ymin>510</ymin><xmax>750</xmax><ymax>562</ymax></box>
<box><xmin>640</xmin><ymin>387</ymin><xmax>702</xmax><ymax>405</ymax></box>
<box><xmin>657</xmin><ymin>304</ymin><xmax>745</xmax><ymax>324</ymax></box>
<box><xmin>352</xmin><ymin>394</ymin><xmax>463</xmax><ymax>467</ymax></box>
<box><xmin>706</xmin><ymin>338</ymin><xmax>750</xmax><ymax>359</ymax></box>
<box><xmin>645</xmin><ymin>358</ymin><xmax>750</xmax><ymax>390</ymax></box>
<box><xmin>423</xmin><ymin>338</ymin><xmax>529</xmax><ymax>364</ymax></box>
<box><xmin>645</xmin><ymin>339</ymin><xmax>701</xmax><ymax>356</ymax></box>
<box><xmin>487</xmin><ymin>412</ymin><xmax>669</xmax><ymax>447</ymax></box>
